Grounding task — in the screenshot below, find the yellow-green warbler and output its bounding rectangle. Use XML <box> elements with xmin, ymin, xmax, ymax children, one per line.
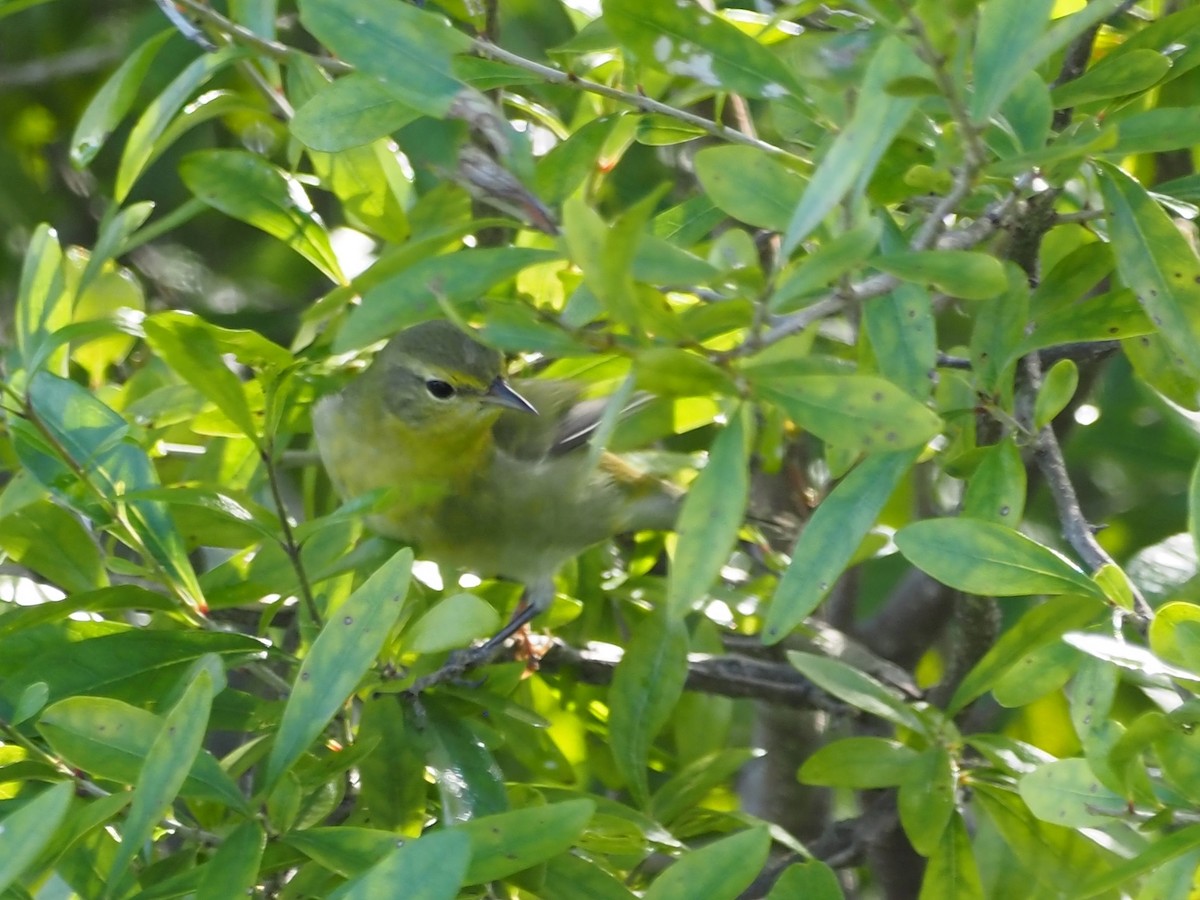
<box><xmin>313</xmin><ymin>320</ymin><xmax>679</xmax><ymax>651</ymax></box>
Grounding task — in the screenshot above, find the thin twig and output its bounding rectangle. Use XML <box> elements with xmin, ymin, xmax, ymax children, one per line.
<box><xmin>261</xmin><ymin>444</ymin><xmax>321</xmax><ymax>624</ymax></box>
<box><xmin>169</xmin><ymin>0</ymin><xmax>798</xmax><ymax>161</ymax></box>
<box><xmin>1019</xmin><ymin>354</ymin><xmax>1152</xmax><ymax>621</ymax></box>
<box><xmin>152</xmin><ymin>0</ymin><xmax>217</xmax><ymax>51</ymax></box>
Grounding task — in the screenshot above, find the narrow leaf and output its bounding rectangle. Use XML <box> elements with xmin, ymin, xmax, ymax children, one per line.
<box><xmin>328</xmin><ymin>830</ymin><xmax>470</xmax><ymax>900</ymax></box>
<box><xmin>266</xmin><ymin>548</ymin><xmax>413</xmax><ymax>787</ymax></box>
<box><xmin>764</xmin><ymin>449</ymin><xmax>917</xmax><ymax>643</ymax></box>
<box><xmin>180</xmin><ymin>149</ymin><xmax>345</xmax><ymax>283</ymax></box>
<box><xmin>643</xmin><ymin>827</ymin><xmax>770</xmax><ymax>900</ymax></box>
<box><xmin>784</xmin><ymin>36</ymin><xmax>923</xmax><ymax>251</ymax></box>
<box><xmin>751</xmin><ymin>375</ymin><xmax>941</xmax><ymax>454</ymax></box>
<box><xmin>299</xmin><ymin>0</ymin><xmax>470</xmax><ymax>118</ymax></box>
<box><xmin>108</xmin><ymin>670</ymin><xmax>214</xmax><ymax>884</ymax></box>
<box><xmin>458</xmin><ymin>799</ymin><xmax>595</xmax><ymax>884</ymax></box>
<box><xmin>896</xmin><ymin>518</ymin><xmax>1103</xmax><ymax>598</ymax></box>
<box><xmin>0</xmin><ymin>781</ymin><xmax>73</xmax><ymax>894</ymax></box>
<box><xmin>667</xmin><ymin>405</ymin><xmax>750</xmax><ymax>618</ymax></box>
<box><xmin>1097</xmin><ymin>160</ymin><xmax>1200</xmax><ymax>377</ymax></box>
<box><xmin>115</xmin><ymin>48</ymin><xmax>242</xmax><ymax>201</ymax></box>
<box><xmin>609</xmin><ymin>613</ymin><xmax>689</xmax><ymax>804</ymax></box>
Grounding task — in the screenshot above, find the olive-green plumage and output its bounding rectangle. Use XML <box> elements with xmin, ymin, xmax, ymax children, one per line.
<box><xmin>313</xmin><ymin>321</ymin><xmax>678</xmax><ymax>614</ymax></box>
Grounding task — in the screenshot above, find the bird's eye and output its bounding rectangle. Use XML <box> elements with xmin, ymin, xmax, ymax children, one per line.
<box><xmin>425</xmin><ymin>379</ymin><xmax>456</xmax><ymax>400</ymax></box>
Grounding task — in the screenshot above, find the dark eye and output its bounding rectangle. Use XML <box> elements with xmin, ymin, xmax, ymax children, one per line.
<box><xmin>425</xmin><ymin>379</ymin><xmax>455</xmax><ymax>399</ymax></box>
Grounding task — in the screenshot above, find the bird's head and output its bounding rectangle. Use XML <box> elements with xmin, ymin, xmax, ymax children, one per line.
<box><xmin>358</xmin><ymin>320</ymin><xmax>537</xmax><ymax>432</ymax></box>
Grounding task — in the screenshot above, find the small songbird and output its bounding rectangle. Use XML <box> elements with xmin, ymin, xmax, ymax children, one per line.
<box><xmin>312</xmin><ymin>320</ymin><xmax>679</xmax><ymax>652</ymax></box>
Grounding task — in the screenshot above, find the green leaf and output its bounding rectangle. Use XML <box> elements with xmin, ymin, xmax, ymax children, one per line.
<box><xmin>115</xmin><ymin>47</ymin><xmax>243</xmax><ymax>201</ymax></box>
<box><xmin>996</xmin><ymin>71</ymin><xmax>1052</xmax><ymax>156</ymax></box>
<box><xmin>643</xmin><ymin>827</ymin><xmax>770</xmax><ymax>900</ymax></box>
<box><xmin>1063</xmin><ymin>631</ymin><xmax>1199</xmax><ymax>681</ymax></box>
<box><xmin>800</xmin><ymin>737</ymin><xmax>919</xmax><ymax>788</ymax></box>
<box><xmin>1105</xmin><ymin>107</ymin><xmax>1200</xmax><ymax>157</ymax></box>
<box><xmin>1097</xmin><ymin>160</ymin><xmax>1200</xmax><ymax>378</ymax></box>
<box><xmin>948</xmin><ymin>594</ymin><xmax>1102</xmax><ymax>714</ymax></box>
<box><xmin>354</xmin><ymin>699</ymin><xmax>427</xmax><ymax>833</ymax></box>
<box><xmin>70</xmin><ymin>30</ymin><xmax>172</xmax><ymax>166</ymax></box>
<box><xmin>1033</xmin><ymin>359</ymin><xmax>1078</xmax><ymax>430</ymax></box>
<box><xmin>143</xmin><ymin>311</ymin><xmax>261</xmax><ymax>443</ymax></box>
<box><xmin>693</xmin><ymin>146</ymin><xmax>806</xmax><ymax>232</ymax></box>
<box><xmin>543</xmin><ymin>853</ymin><xmax>638</xmax><ymax>900</ymax></box>
<box><xmin>650</xmin><ymin>748</ymin><xmax>762</xmax><ymax>824</ymax></box>
<box><xmin>291</xmin><ymin>73</ymin><xmax>421</xmax><ymax>152</ymax></box>
<box><xmin>636</xmin><ymin>114</ymin><xmax>707</xmax><ymax>146</ymax></box>
<box><xmin>895</xmin><ymin>518</ymin><xmax>1103</xmax><ymax>598</ymax></box>
<box><xmin>7</xmin><ymin>628</ymin><xmax>259</xmax><ymax>707</ymax></box>
<box><xmin>874</xmin><ymin>251</ymin><xmax>1007</xmax><ymax>300</ymax></box>
<box><xmin>108</xmin><ymin>670</ymin><xmax>214</xmax><ymax>884</ymax></box>
<box><xmin>402</xmin><ymin>593</ymin><xmax>499</xmax><ymax>654</ymax></box>
<box><xmin>299</xmin><ymin>0</ymin><xmax>470</xmax><ymax>118</ymax></box>
<box><xmin>1030</xmin><ymin>240</ymin><xmax>1114</xmax><ymax>315</ymax></box>
<box><xmin>0</xmin><ymin>500</ymin><xmax>107</xmax><ymax>593</ymax></box>
<box><xmin>899</xmin><ymin>747</ymin><xmax>955</xmax><ymax>856</ymax></box>
<box><xmin>609</xmin><ymin>613</ymin><xmax>689</xmax><ymax>804</ymax></box>
<box><xmin>764</xmin><ymin>449</ymin><xmax>917</xmax><ymax>644</ymax></box>
<box><xmin>37</xmin><ymin>695</ymin><xmax>247</xmax><ymax>811</ymax></box>
<box><xmin>0</xmin><ymin>781</ymin><xmax>74</xmax><ymax>894</ymax></box>
<box><xmin>284</xmin><ymin>826</ymin><xmax>395</xmax><ymax>876</ymax></box>
<box><xmin>179</xmin><ymin>149</ymin><xmax>344</xmax><ymax>283</ymax></box>
<box><xmin>773</xmin><ymin>220</ymin><xmax>883</xmax><ymax>312</ymax></box>
<box><xmin>961</xmin><ymin>440</ymin><xmax>1025</xmax><ymax>526</ymax></box>
<box><xmin>1050</xmin><ymin>49</ymin><xmax>1170</xmax><ymax>108</ymax></box>
<box><xmin>1019</xmin><ymin>288</ymin><xmax>1154</xmax><ymax>355</ymax></box>
<box><xmin>787</xmin><ymin>651</ymin><xmax>925</xmax><ymax>732</ymax></box>
<box><xmin>423</xmin><ymin>703</ymin><xmax>508</xmax><ymax>822</ymax></box>
<box><xmin>457</xmin><ymin>799</ymin><xmax>595</xmax><ymax>884</ymax></box>
<box><xmin>992</xmin><ymin>640</ymin><xmax>1080</xmax><ymax>708</ymax></box>
<box><xmin>1018</xmin><ymin>758</ymin><xmax>1125</xmax><ymax>829</ymax></box>
<box><xmin>195</xmin><ymin>820</ymin><xmax>266</xmax><ymax>900</ymax></box>
<box><xmin>535</xmin><ymin>116</ymin><xmax>617</xmax><ymax>205</ymax></box>
<box><xmin>784</xmin><ymin>36</ymin><xmax>923</xmax><ymax>251</ymax></box>
<box><xmin>328</xmin><ymin>830</ymin><xmax>470</xmax><ymax>900</ymax></box>
<box><xmin>973</xmin><ymin>783</ymin><xmax>1115</xmax><ymax>894</ymax></box>
<box><xmin>918</xmin><ymin>814</ymin><xmax>983</xmax><ymax>900</ymax></box>
<box><xmin>24</xmin><ymin>372</ymin><xmax>206</xmax><ymax>608</ymax></box>
<box><xmin>750</xmin><ymin>374</ymin><xmax>942</xmax><ymax>454</ymax></box>
<box><xmin>767</xmin><ymin>860</ymin><xmax>844</xmax><ymax>900</ymax></box>
<box><xmin>266</xmin><ymin>548</ymin><xmax>412</xmax><ymax>787</ymax></box>
<box><xmin>971</xmin><ymin>0</ymin><xmax>1126</xmax><ymax>123</ymax></box>
<box><xmin>15</xmin><ymin>223</ymin><xmax>68</xmax><ymax>374</ymax></box>
<box><xmin>634</xmin><ymin>348</ymin><xmax>734</xmax><ymax>397</ymax></box>
<box><xmin>1075</xmin><ymin>823</ymin><xmax>1200</xmax><ymax>899</ymax></box>
<box><xmin>603</xmin><ymin>0</ymin><xmax>800</xmax><ymax>99</ymax></box>
<box><xmin>336</xmin><ymin>248</ymin><xmax>559</xmax><ymax>351</ymax></box>
<box><xmin>666</xmin><ymin>406</ymin><xmax>750</xmax><ymax>619</ymax></box>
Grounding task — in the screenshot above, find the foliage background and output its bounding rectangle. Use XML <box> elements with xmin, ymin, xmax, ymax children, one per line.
<box><xmin>2</xmin><ymin>0</ymin><xmax>1200</xmax><ymax>897</ymax></box>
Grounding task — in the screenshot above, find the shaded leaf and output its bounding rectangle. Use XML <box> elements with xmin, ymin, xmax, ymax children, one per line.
<box><xmin>609</xmin><ymin>613</ymin><xmax>688</xmax><ymax>804</ymax></box>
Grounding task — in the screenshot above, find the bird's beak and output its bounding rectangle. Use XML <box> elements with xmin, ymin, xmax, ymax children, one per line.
<box><xmin>484</xmin><ymin>377</ymin><xmax>538</xmax><ymax>415</ymax></box>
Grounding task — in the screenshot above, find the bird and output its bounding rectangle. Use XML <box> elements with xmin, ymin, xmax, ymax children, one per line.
<box><xmin>312</xmin><ymin>320</ymin><xmax>679</xmax><ymax>658</ymax></box>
